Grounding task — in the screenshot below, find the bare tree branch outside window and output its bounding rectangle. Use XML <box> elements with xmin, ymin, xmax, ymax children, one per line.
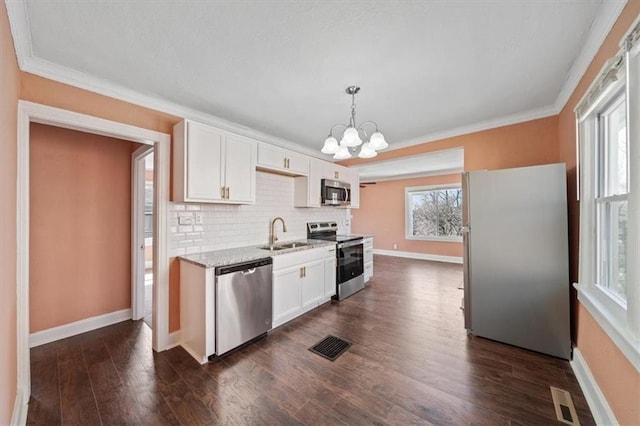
<box><xmin>409</xmin><ymin>187</ymin><xmax>462</xmax><ymax>238</ymax></box>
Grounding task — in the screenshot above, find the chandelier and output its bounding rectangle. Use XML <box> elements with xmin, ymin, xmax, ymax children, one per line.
<box><xmin>321</xmin><ymin>86</ymin><xmax>388</xmax><ymax>160</ymax></box>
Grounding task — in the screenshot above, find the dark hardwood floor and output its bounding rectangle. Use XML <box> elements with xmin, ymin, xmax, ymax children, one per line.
<box><xmin>27</xmin><ymin>255</ymin><xmax>594</xmax><ymax>425</ymax></box>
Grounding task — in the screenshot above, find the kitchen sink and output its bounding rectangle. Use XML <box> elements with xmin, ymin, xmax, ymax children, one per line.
<box><xmin>259</xmin><ymin>245</ymin><xmax>288</xmax><ymax>251</ymax></box>
<box><xmin>260</xmin><ymin>241</ymin><xmax>311</xmax><ymax>251</ymax></box>
<box><xmin>279</xmin><ymin>242</ymin><xmax>310</xmax><ymax>249</ymax></box>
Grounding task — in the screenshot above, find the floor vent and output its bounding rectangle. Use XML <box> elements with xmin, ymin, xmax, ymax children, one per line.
<box><xmin>309</xmin><ymin>335</ymin><xmax>351</xmax><ymax>361</ymax></box>
<box><xmin>550</xmin><ymin>386</ymin><xmax>580</xmax><ymax>425</ymax></box>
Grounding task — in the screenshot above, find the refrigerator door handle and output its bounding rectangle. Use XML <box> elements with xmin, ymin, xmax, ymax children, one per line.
<box><xmin>462</xmin><ymin>228</ymin><xmax>471</xmax><ymax>330</ymax></box>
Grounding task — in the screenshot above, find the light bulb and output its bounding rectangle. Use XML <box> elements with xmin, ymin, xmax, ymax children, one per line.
<box><xmin>369</xmin><ymin>131</ymin><xmax>388</xmax><ymax>150</ymax></box>
<box><xmin>340</xmin><ymin>127</ymin><xmax>363</xmax><ymax>147</ymax></box>
<box><xmin>333</xmin><ymin>145</ymin><xmax>352</xmax><ymax>160</ymax></box>
<box><xmin>321</xmin><ymin>136</ymin><xmax>339</xmax><ymax>154</ymax></box>
<box><xmin>358</xmin><ymin>142</ymin><xmax>377</xmax><ymax>159</ymax></box>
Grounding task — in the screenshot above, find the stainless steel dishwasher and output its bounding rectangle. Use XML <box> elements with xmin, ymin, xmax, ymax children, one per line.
<box><xmin>215</xmin><ymin>257</ymin><xmax>273</xmax><ymax>355</ymax></box>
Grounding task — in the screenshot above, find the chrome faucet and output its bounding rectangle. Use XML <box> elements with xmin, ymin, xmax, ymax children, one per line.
<box><xmin>269</xmin><ymin>217</ymin><xmax>287</xmax><ymax>247</ymax></box>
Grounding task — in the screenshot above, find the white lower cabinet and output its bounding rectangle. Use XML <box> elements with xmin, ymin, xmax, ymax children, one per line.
<box><xmin>364</xmin><ymin>237</ymin><xmax>374</xmax><ymax>283</ymax></box>
<box><xmin>272</xmin><ymin>246</ymin><xmax>336</xmax><ymax>328</ymax></box>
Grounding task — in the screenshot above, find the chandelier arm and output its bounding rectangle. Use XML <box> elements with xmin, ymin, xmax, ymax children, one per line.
<box><xmin>328</xmin><ymin>123</ymin><xmax>349</xmax><ymax>136</ymax></box>
<box><xmin>357</xmin><ymin>121</ymin><xmax>380</xmax><ymax>132</ymax></box>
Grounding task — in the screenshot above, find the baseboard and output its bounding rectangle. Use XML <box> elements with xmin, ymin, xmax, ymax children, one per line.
<box><xmin>29</xmin><ymin>308</ymin><xmax>132</xmax><ymax>348</ymax></box>
<box><xmin>10</xmin><ymin>389</ymin><xmax>27</xmax><ymax>426</ymax></box>
<box><xmin>570</xmin><ymin>348</ymin><xmax>618</xmax><ymax>425</ymax></box>
<box><xmin>165</xmin><ymin>330</ymin><xmax>182</xmax><ymax>350</ymax></box>
<box><xmin>373</xmin><ymin>249</ymin><xmax>463</xmax><ymax>264</ymax></box>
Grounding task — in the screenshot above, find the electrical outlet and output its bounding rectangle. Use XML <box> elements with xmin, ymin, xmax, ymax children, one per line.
<box><xmin>393</xmin><ymin>243</ymin><xmax>398</xmax><ymax>250</ymax></box>
<box><xmin>178</xmin><ymin>216</ymin><xmax>193</xmax><ymax>225</ymax></box>
<box><xmin>194</xmin><ymin>213</ymin><xmax>203</xmax><ymax>225</ymax></box>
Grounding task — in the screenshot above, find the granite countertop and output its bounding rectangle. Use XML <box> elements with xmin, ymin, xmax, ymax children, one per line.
<box><xmin>178</xmin><ymin>239</ymin><xmax>336</xmax><ymax>268</ymax></box>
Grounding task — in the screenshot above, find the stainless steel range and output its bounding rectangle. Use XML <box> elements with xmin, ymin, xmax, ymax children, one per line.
<box><xmin>307</xmin><ymin>222</ymin><xmax>364</xmax><ymax>300</ymax></box>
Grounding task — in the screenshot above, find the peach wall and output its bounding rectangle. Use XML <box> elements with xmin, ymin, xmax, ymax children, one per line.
<box><xmin>347</xmin><ymin>115</ymin><xmax>559</xmax><ymax>257</ymax></box>
<box><xmin>577</xmin><ymin>305</ymin><xmax>639</xmax><ymax>425</ymax></box>
<box><xmin>557</xmin><ymin>2</ymin><xmax>640</xmax><ymax>424</ymax></box>
<box><xmin>29</xmin><ymin>123</ymin><xmax>140</xmax><ymax>332</ymax></box>
<box><xmin>353</xmin><ymin>174</ymin><xmax>462</xmax><ymax>256</ymax></box>
<box><xmin>1</xmin><ymin>3</ymin><xmax>20</xmax><ymax>422</ymax></box>
<box><xmin>343</xmin><ymin>115</ymin><xmax>559</xmax><ymax>171</ymax></box>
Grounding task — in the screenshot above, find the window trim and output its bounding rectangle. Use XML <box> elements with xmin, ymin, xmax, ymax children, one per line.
<box><xmin>404</xmin><ymin>184</ymin><xmax>463</xmax><ymax>243</ymax></box>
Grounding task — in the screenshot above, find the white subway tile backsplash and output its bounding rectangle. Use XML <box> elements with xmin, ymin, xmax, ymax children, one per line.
<box><xmin>168</xmin><ymin>171</ymin><xmax>349</xmax><ymax>257</ymax></box>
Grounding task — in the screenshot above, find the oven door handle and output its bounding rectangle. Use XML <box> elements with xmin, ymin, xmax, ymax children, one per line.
<box><xmin>337</xmin><ymin>240</ymin><xmax>363</xmax><ymax>249</ymax></box>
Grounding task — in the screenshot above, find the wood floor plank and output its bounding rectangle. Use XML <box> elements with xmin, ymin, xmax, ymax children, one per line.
<box><xmin>27</xmin><ymin>255</ymin><xmax>594</xmax><ymax>425</ymax></box>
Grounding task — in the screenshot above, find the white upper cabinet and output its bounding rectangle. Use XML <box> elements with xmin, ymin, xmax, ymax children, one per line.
<box><xmin>173</xmin><ymin>120</ymin><xmax>256</xmax><ymax>204</ymax></box>
<box><xmin>257</xmin><ymin>143</ymin><xmax>309</xmax><ymax>176</ymax></box>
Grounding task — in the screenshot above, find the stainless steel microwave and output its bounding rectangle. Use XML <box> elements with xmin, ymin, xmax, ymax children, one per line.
<box><xmin>321</xmin><ymin>179</ymin><xmax>351</xmax><ymax>206</ymax></box>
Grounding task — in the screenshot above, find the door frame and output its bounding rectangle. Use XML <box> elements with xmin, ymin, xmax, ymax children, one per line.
<box><xmin>16</xmin><ymin>100</ymin><xmax>171</xmax><ymax>408</ymax></box>
<box><xmin>132</xmin><ymin>145</ymin><xmax>154</xmax><ymax>321</ymax></box>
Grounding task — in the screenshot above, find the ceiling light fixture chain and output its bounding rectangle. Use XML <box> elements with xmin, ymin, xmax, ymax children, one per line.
<box><xmin>321</xmin><ymin>85</ymin><xmax>388</xmax><ymax>160</ymax></box>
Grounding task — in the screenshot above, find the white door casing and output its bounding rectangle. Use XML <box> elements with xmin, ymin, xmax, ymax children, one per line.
<box><xmin>16</xmin><ymin>101</ymin><xmax>171</xmax><ymax>410</ymax></box>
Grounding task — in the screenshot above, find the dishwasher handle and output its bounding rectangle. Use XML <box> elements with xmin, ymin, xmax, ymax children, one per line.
<box><xmin>215</xmin><ymin>257</ymin><xmax>272</xmax><ymax>275</ymax></box>
<box><xmin>241</xmin><ymin>268</ymin><xmax>256</xmax><ymax>275</ymax></box>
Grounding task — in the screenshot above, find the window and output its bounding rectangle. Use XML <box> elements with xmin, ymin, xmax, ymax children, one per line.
<box><xmin>575</xmin><ymin>27</ymin><xmax>640</xmax><ymax>368</ymax></box>
<box><xmin>596</xmin><ymin>93</ymin><xmax>628</xmax><ymax>304</ymax></box>
<box><xmin>405</xmin><ymin>185</ymin><xmax>462</xmax><ymax>240</ymax></box>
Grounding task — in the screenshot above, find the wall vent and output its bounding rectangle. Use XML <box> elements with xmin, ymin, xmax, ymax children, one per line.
<box><xmin>550</xmin><ymin>386</ymin><xmax>580</xmax><ymax>425</ymax></box>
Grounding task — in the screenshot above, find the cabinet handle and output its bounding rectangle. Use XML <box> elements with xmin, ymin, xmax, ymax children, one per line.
<box><xmin>287</xmin><ymin>158</ymin><xmax>291</xmax><ymax>168</ymax></box>
<box><xmin>300</xmin><ymin>267</ymin><xmax>304</xmax><ymax>278</ymax></box>
<box><xmin>221</xmin><ymin>186</ymin><xmax>225</xmax><ymax>199</ymax></box>
<box><xmin>303</xmin><ymin>266</ymin><xmax>306</xmax><ymax>277</ymax></box>
<box><xmin>284</xmin><ymin>158</ymin><xmax>287</xmax><ymax>168</ymax></box>
<box><xmin>225</xmin><ymin>187</ymin><xmax>230</xmax><ymax>199</ymax></box>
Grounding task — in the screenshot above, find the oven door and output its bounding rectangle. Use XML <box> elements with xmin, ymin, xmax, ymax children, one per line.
<box><xmin>336</xmin><ymin>240</ymin><xmax>364</xmax><ymax>284</ymax></box>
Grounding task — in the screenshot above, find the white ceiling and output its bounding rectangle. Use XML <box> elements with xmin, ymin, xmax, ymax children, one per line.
<box><xmin>356</xmin><ymin>149</ymin><xmax>464</xmax><ymax>182</ymax></box>
<box><xmin>7</xmin><ymin>1</ymin><xmax>624</xmax><ymax>157</ymax></box>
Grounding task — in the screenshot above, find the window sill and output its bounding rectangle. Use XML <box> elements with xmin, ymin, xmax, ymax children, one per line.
<box><xmin>405</xmin><ymin>236</ymin><xmax>462</xmax><ymax>243</ymax></box>
<box><xmin>574</xmin><ymin>282</ymin><xmax>640</xmax><ymax>372</ymax></box>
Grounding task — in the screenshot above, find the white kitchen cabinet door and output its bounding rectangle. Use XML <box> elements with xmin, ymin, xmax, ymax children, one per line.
<box><xmin>300</xmin><ymin>259</ymin><xmax>324</xmax><ymax>310</ymax></box>
<box><xmin>273</xmin><ymin>266</ymin><xmax>302</xmax><ymax>327</ymax></box>
<box><xmin>225</xmin><ymin>134</ymin><xmax>256</xmax><ymax>203</ymax></box>
<box><xmin>182</xmin><ymin>121</ymin><xmax>224</xmax><ymax>202</ymax></box>
<box><xmin>257</xmin><ymin>144</ymin><xmax>309</xmax><ymax>176</ymax></box>
<box><xmin>324</xmin><ymin>256</ymin><xmax>336</xmax><ymax>299</ymax></box>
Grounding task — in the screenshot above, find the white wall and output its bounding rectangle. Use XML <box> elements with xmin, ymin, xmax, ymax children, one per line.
<box><xmin>169</xmin><ymin>171</ymin><xmax>350</xmax><ymax>256</ymax></box>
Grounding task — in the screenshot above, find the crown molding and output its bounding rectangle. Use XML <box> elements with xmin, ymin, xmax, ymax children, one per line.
<box><xmin>553</xmin><ymin>0</ymin><xmax>628</xmax><ymax>113</ymax></box>
<box><xmin>387</xmin><ymin>104</ymin><xmax>557</xmax><ymax>152</ymax></box>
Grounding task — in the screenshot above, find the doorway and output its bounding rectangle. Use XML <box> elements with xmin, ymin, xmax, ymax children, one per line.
<box><xmin>16</xmin><ymin>101</ymin><xmax>171</xmax><ymax>414</ymax></box>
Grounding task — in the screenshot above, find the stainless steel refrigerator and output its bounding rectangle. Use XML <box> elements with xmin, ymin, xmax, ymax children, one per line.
<box><xmin>462</xmin><ymin>163</ymin><xmax>571</xmax><ymax>360</ymax></box>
